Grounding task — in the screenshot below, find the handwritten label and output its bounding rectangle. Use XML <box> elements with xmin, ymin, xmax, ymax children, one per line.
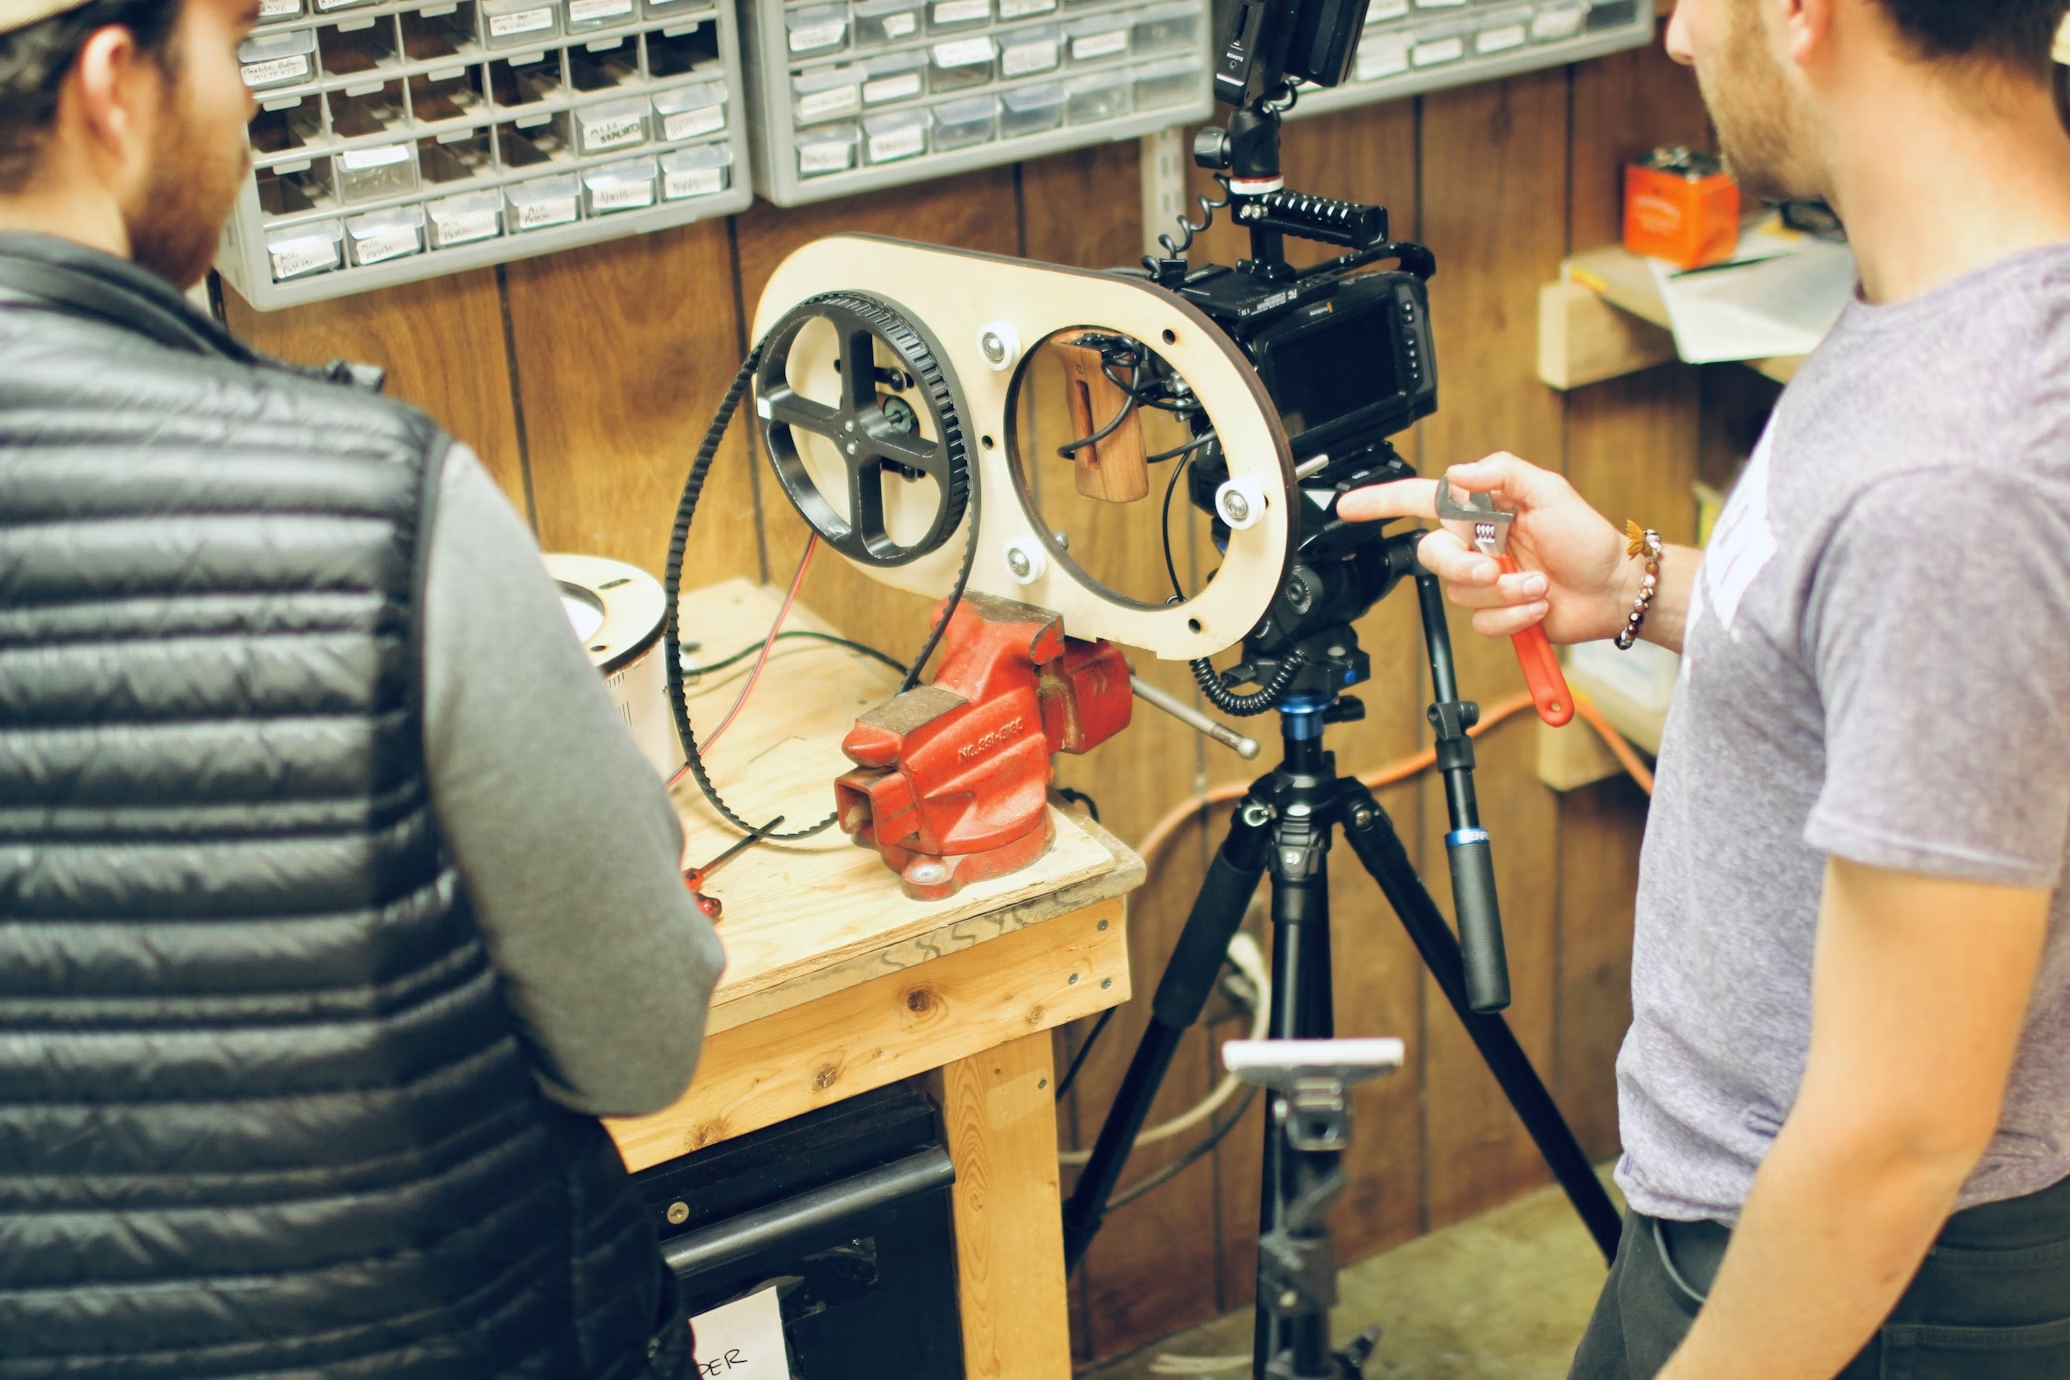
<box><xmin>352</xmin><ymin>225</ymin><xmax>419</xmax><ymax>264</ymax></box>
<box><xmin>933</xmin><ymin>35</ymin><xmax>993</xmax><ymax>65</ymax></box>
<box><xmin>1410</xmin><ymin>35</ymin><xmax>1462</xmax><ymax>65</ymax></box>
<box><xmin>590</xmin><ymin>176</ymin><xmax>655</xmax><ymax>211</ymax></box>
<box><xmin>932</xmin><ymin>0</ymin><xmax>988</xmax><ymax>21</ymax></box>
<box><xmin>689</xmin><ymin>1287</ymin><xmax>792</xmax><ymax>1380</ymax></box>
<box><xmin>1354</xmin><ymin>36</ymin><xmax>1409</xmax><ymax>79</ymax></box>
<box><xmin>788</xmin><ymin>19</ymin><xmax>844</xmax><ymax>50</ymax></box>
<box><xmin>257</xmin><ymin>0</ymin><xmax>301</xmax><ymax>18</ymax></box>
<box><xmin>515</xmin><ymin>194</ymin><xmax>577</xmax><ymax>228</ymax></box>
<box><xmin>488</xmin><ymin>6</ymin><xmax>554</xmax><ymax>36</ymax></box>
<box><xmin>314</xmin><ymin>0</ymin><xmax>366</xmax><ymax>11</ymax></box>
<box><xmin>662</xmin><ymin>105</ymin><xmax>724</xmax><ymax>139</ymax></box>
<box><xmin>665</xmin><ymin>163</ymin><xmax>726</xmax><ymax>197</ymax></box>
<box><xmin>798</xmin><ymin>84</ymin><xmax>860</xmax><ymax>119</ymax></box>
<box><xmin>1531</xmin><ymin>8</ymin><xmax>1582</xmax><ymax>39</ymax></box>
<box><xmin>868</xmin><ymin>124</ymin><xmax>925</xmax><ymax>161</ymax></box>
<box><xmin>879</xmin><ymin>10</ymin><xmax>917</xmax><ymax>35</ymax></box>
<box><xmin>269</xmin><ymin>237</ymin><xmax>337</xmax><ymax>280</ymax></box>
<box><xmin>798</xmin><ymin>139</ymin><xmax>853</xmax><ymax>173</ymax></box>
<box><xmin>1475</xmin><ymin>22</ymin><xmax>1525</xmax><ymax>53</ymax></box>
<box><xmin>240</xmin><ymin>54</ymin><xmax>310</xmax><ymax>86</ymax></box>
<box><xmin>570</xmin><ymin>0</ymin><xmax>634</xmax><ymax>19</ymax></box>
<box><xmin>432</xmin><ymin>207</ymin><xmax>501</xmax><ymax>245</ymax></box>
<box><xmin>582</xmin><ymin>113</ymin><xmax>647</xmax><ymax>149</ymax></box>
<box><xmin>862</xmin><ymin>71</ymin><xmax>921</xmax><ymax>102</ymax></box>
<box><xmin>1070</xmin><ymin>28</ymin><xmax>1127</xmax><ymax>58</ymax></box>
<box><xmin>998</xmin><ymin>0</ymin><xmax>1054</xmax><ymax>17</ymax></box>
<box><xmin>1000</xmin><ymin>36</ymin><xmax>1056</xmax><ymax>74</ymax></box>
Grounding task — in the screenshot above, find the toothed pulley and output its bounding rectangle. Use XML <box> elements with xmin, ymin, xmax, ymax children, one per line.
<box><xmin>754</xmin><ymin>292</ymin><xmax>970</xmax><ymax>567</ymax></box>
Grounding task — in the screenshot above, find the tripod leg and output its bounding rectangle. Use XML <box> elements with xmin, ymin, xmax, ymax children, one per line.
<box><xmin>1337</xmin><ymin>780</ymin><xmax>1624</xmax><ymax>1262</ymax></box>
<box><xmin>1255</xmin><ymin>833</ymin><xmax>1336</xmax><ymax>1376</ymax></box>
<box><xmin>1061</xmin><ymin>795</ymin><xmax>1275</xmax><ymax>1271</ymax></box>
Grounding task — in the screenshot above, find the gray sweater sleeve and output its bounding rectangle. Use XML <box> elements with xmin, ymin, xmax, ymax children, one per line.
<box><xmin>421</xmin><ymin>444</ymin><xmax>725</xmax><ymax>1118</ymax></box>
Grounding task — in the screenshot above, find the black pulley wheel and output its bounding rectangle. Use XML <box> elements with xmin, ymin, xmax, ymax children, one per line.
<box><xmin>754</xmin><ymin>292</ymin><xmax>971</xmax><ymax>567</ymax></box>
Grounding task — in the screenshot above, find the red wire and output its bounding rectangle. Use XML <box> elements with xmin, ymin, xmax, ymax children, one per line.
<box><xmin>667</xmin><ymin>533</ymin><xmax>819</xmax><ymax>788</ymax></box>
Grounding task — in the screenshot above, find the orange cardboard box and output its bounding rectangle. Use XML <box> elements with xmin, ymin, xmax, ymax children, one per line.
<box><xmin>1624</xmin><ymin>149</ymin><xmax>1740</xmax><ymax>270</ymax></box>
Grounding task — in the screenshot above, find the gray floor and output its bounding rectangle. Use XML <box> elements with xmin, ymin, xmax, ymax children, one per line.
<box><xmin>1086</xmin><ymin>1176</ymin><xmax>1622</xmax><ymax>1379</ymax></box>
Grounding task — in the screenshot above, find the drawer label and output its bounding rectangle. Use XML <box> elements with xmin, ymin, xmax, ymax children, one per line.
<box><xmin>489</xmin><ymin>7</ymin><xmax>555</xmax><ymax>36</ymax></box>
<box><xmin>662</xmin><ymin>105</ymin><xmax>725</xmax><ymax>139</ymax></box>
<box><xmin>240</xmin><ymin>53</ymin><xmax>310</xmax><ymax>86</ymax></box>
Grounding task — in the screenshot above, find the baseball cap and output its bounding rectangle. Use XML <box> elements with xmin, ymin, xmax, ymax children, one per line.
<box><xmin>0</xmin><ymin>0</ymin><xmax>96</xmax><ymax>34</ymax></box>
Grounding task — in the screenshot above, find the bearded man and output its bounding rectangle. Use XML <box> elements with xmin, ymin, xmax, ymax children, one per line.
<box><xmin>1344</xmin><ymin>1</ymin><xmax>2070</xmax><ymax>1377</ymax></box>
<box><xmin>0</xmin><ymin>0</ymin><xmax>722</xmax><ymax>1375</ymax></box>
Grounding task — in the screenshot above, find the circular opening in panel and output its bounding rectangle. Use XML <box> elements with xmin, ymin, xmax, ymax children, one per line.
<box><xmin>1003</xmin><ymin>326</ymin><xmax>1223</xmax><ymax>610</ymax></box>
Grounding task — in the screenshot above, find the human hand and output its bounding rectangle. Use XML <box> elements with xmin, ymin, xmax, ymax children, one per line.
<box><xmin>1335</xmin><ymin>452</ymin><xmax>1635</xmax><ymax>645</ymax></box>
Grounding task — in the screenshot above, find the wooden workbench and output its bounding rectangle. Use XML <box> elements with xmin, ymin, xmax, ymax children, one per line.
<box><xmin>606</xmin><ymin>579</ymin><xmax>1144</xmax><ymax>1380</ymax></box>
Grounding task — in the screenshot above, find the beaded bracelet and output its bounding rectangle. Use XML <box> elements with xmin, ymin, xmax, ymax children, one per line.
<box><xmin>1616</xmin><ymin>522</ymin><xmax>1662</xmax><ymax>651</ymax></box>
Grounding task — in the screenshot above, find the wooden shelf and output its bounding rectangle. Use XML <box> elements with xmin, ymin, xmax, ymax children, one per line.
<box><xmin>1538</xmin><ymin>242</ymin><xmax>1806</xmax><ymax>391</ymax></box>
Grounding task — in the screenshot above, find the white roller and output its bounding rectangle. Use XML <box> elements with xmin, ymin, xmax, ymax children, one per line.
<box><xmin>543</xmin><ymin>553</ymin><xmax>684</xmax><ymax>780</ymax></box>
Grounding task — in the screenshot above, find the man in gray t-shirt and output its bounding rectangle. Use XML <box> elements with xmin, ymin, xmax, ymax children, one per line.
<box><xmin>1343</xmin><ymin>1</ymin><xmax>2070</xmax><ymax>1377</ymax></box>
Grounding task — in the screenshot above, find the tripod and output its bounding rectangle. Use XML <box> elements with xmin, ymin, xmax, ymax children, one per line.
<box><xmin>1060</xmin><ymin>550</ymin><xmax>1623</xmax><ymax>1379</ymax></box>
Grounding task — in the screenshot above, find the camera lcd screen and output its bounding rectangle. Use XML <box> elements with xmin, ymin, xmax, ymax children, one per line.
<box><xmin>1267</xmin><ymin>309</ymin><xmax>1401</xmax><ymax>438</ymax></box>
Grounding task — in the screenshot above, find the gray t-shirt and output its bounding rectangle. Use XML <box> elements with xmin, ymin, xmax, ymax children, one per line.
<box><xmin>1617</xmin><ymin>244</ymin><xmax>2070</xmax><ymax>1225</ymax></box>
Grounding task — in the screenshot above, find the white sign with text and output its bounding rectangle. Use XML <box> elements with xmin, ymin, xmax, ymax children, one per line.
<box><xmin>689</xmin><ymin>1286</ymin><xmax>793</xmax><ymax>1380</ymax></box>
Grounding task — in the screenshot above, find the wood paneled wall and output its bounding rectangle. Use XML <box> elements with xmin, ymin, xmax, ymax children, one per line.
<box><xmin>222</xmin><ymin>24</ymin><xmax>1724</xmax><ymax>1366</ymax></box>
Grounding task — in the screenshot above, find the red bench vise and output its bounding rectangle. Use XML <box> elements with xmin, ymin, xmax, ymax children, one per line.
<box><xmin>836</xmin><ymin>591</ymin><xmax>1132</xmax><ymax>900</ymax></box>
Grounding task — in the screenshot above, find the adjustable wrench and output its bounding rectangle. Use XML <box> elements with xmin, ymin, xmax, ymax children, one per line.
<box><xmin>1435</xmin><ymin>479</ymin><xmax>1575</xmax><ymax>728</ymax></box>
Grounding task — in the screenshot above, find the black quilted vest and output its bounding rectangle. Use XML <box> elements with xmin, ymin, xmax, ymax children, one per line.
<box><xmin>0</xmin><ymin>236</ymin><xmax>671</xmax><ymax>1380</ymax></box>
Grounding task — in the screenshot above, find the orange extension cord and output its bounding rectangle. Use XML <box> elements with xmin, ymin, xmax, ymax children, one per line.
<box><xmin>1130</xmin><ymin>689</ymin><xmax>1654</xmax><ymax>869</ymax></box>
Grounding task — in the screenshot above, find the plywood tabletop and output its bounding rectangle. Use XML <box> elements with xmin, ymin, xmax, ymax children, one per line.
<box><xmin>669</xmin><ymin>578</ymin><xmax>1141</xmax><ymax>1025</ymax></box>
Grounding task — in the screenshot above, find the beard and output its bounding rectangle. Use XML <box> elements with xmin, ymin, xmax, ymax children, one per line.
<box><xmin>1695</xmin><ymin>0</ymin><xmax>1821</xmax><ymax>203</ymax></box>
<box><xmin>127</xmin><ymin>89</ymin><xmax>250</xmax><ymax>291</ymax></box>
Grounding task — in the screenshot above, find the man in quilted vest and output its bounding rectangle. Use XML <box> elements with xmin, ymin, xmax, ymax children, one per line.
<box><xmin>0</xmin><ymin>0</ymin><xmax>724</xmax><ymax>1375</ymax></box>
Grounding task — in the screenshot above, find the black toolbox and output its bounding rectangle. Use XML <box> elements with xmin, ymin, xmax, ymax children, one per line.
<box><xmin>632</xmin><ymin>1081</ymin><xmax>966</xmax><ymax>1379</ymax></box>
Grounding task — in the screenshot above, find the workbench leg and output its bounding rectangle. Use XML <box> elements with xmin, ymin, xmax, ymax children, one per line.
<box><xmin>937</xmin><ymin>1031</ymin><xmax>1073</xmax><ymax>1380</ymax></box>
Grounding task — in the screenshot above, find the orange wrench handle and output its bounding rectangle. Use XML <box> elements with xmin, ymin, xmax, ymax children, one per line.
<box><xmin>1496</xmin><ymin>554</ymin><xmax>1575</xmax><ymax>728</ymax></box>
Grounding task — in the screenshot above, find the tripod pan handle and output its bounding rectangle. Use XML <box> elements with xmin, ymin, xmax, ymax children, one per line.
<box><xmin>1446</xmin><ymin>829</ymin><xmax>1512</xmax><ymax>1013</ymax></box>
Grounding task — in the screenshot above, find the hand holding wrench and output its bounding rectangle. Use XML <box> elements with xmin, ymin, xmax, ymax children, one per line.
<box><xmin>1435</xmin><ymin>478</ymin><xmax>1575</xmax><ymax>728</ymax></box>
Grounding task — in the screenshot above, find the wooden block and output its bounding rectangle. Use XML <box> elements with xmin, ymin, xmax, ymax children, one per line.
<box><xmin>606</xmin><ymin>897</ymin><xmax>1128</xmax><ymax>1171</ymax></box>
<box><xmin>936</xmin><ymin>1031</ymin><xmax>1075</xmax><ymax>1380</ymax></box>
<box><xmin>1050</xmin><ymin>339</ymin><xmax>1150</xmax><ymax>504</ymax></box>
<box><xmin>1539</xmin><ymin>280</ymin><xmax>1679</xmax><ymax>391</ymax></box>
<box><xmin>1537</xmin><ymin>718</ymin><xmax>1624</xmax><ymax>793</ymax></box>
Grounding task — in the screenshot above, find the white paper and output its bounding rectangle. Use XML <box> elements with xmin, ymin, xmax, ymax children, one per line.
<box><xmin>352</xmin><ymin>226</ymin><xmax>420</xmax><ymax>264</ymax></box>
<box><xmin>789</xmin><ymin>20</ymin><xmax>845</xmax><ymax>50</ymax></box>
<box><xmin>241</xmin><ymin>54</ymin><xmax>310</xmax><ymax>86</ymax></box>
<box><xmin>798</xmin><ymin>85</ymin><xmax>860</xmax><ymax>119</ymax></box>
<box><xmin>1001</xmin><ymin>37</ymin><xmax>1057</xmax><ymax>74</ymax></box>
<box><xmin>489</xmin><ymin>7</ymin><xmax>554</xmax><ymax>36</ymax></box>
<box><xmin>1071</xmin><ymin>28</ymin><xmax>1127</xmax><ymax>58</ymax></box>
<box><xmin>1475</xmin><ymin>22</ymin><xmax>1525</xmax><ymax>53</ymax></box>
<box><xmin>583</xmin><ymin>113</ymin><xmax>647</xmax><ymax>148</ymax></box>
<box><xmin>591</xmin><ymin>178</ymin><xmax>655</xmax><ymax>211</ymax></box>
<box><xmin>1355</xmin><ymin>34</ymin><xmax>1409</xmax><ymax>79</ymax></box>
<box><xmin>663</xmin><ymin>106</ymin><xmax>725</xmax><ymax>139</ymax></box>
<box><xmin>863</xmin><ymin>72</ymin><xmax>922</xmax><ymax>102</ymax></box>
<box><xmin>570</xmin><ymin>0</ymin><xmax>634</xmax><ymax>20</ymax></box>
<box><xmin>338</xmin><ymin>144</ymin><xmax>410</xmax><ymax>169</ymax></box>
<box><xmin>666</xmin><ymin>165</ymin><xmax>726</xmax><ymax>197</ymax></box>
<box><xmin>934</xmin><ymin>35</ymin><xmax>995</xmax><ymax>65</ymax></box>
<box><xmin>934</xmin><ymin>0</ymin><xmax>988</xmax><ymax>22</ymax></box>
<box><xmin>258</xmin><ymin>0</ymin><xmax>300</xmax><ymax>17</ymax></box>
<box><xmin>1411</xmin><ymin>35</ymin><xmax>1462</xmax><ymax>65</ymax></box>
<box><xmin>799</xmin><ymin>140</ymin><xmax>854</xmax><ymax>173</ymax></box>
<box><xmin>869</xmin><ymin>125</ymin><xmax>926</xmax><ymax>161</ymax></box>
<box><xmin>998</xmin><ymin>0</ymin><xmax>1054</xmax><ymax>17</ymax></box>
<box><xmin>881</xmin><ymin>11</ymin><xmax>918</xmax><ymax>34</ymax></box>
<box><xmin>1366</xmin><ymin>0</ymin><xmax>1408</xmax><ymax>16</ymax></box>
<box><xmin>1531</xmin><ymin>8</ymin><xmax>1583</xmax><ymax>40</ymax></box>
<box><xmin>433</xmin><ymin>208</ymin><xmax>501</xmax><ymax>245</ymax></box>
<box><xmin>1648</xmin><ymin>236</ymin><xmax>1856</xmax><ymax>365</ymax></box>
<box><xmin>515</xmin><ymin>196</ymin><xmax>577</xmax><ymax>228</ymax></box>
<box><xmin>689</xmin><ymin>1287</ymin><xmax>793</xmax><ymax>1380</ymax></box>
<box><xmin>269</xmin><ymin>238</ymin><xmax>337</xmax><ymax>279</ymax></box>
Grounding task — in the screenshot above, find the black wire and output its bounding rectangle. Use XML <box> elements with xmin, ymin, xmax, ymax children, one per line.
<box><xmin>1105</xmin><ymin>1085</ymin><xmax>1260</xmax><ymax>1211</ymax></box>
<box><xmin>1192</xmin><ymin>649</ymin><xmax>1307</xmax><ymax>717</ymax></box>
<box><xmin>1054</xmin><ymin>1006</ymin><xmax>1115</xmax><ymax>1103</ymax></box>
<box><xmin>1161</xmin><ymin>450</ymin><xmax>1194</xmax><ymax>602</ymax></box>
<box><xmin>1056</xmin><ymin>388</ymin><xmax>1142</xmax><ymax>459</ymax></box>
<box><xmin>684</xmin><ymin>629</ymin><xmax>906</xmax><ymax>678</ymax></box>
<box><xmin>1148</xmin><ymin>433</ymin><xmax>1215</xmax><ymax>464</ymax></box>
<box><xmin>1055</xmin><ymin>786</ymin><xmax>1102</xmax><ymax>823</ymax></box>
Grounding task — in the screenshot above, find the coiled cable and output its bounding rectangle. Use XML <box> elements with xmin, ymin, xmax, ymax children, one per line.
<box><xmin>1189</xmin><ymin>648</ymin><xmax>1306</xmax><ymax>718</ymax></box>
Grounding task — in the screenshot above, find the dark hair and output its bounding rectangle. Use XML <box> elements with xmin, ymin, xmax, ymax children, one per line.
<box><xmin>1877</xmin><ymin>0</ymin><xmax>2066</xmax><ymax>80</ymax></box>
<box><xmin>0</xmin><ymin>0</ymin><xmax>182</xmax><ymax>192</ymax></box>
